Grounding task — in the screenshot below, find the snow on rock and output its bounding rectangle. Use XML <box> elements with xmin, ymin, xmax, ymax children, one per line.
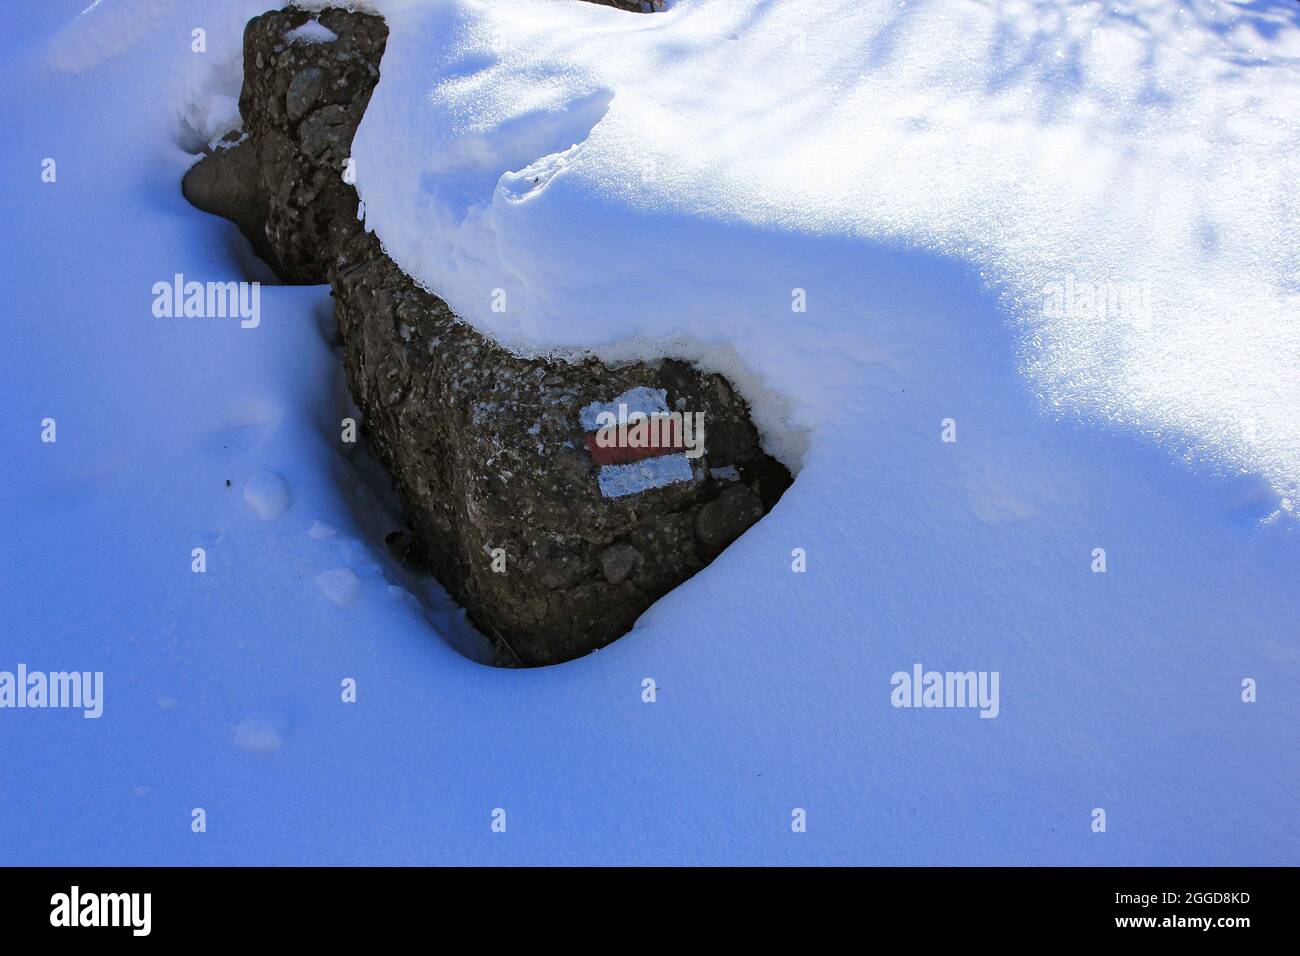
<box><xmin>284</xmin><ymin>19</ymin><xmax>339</xmax><ymax>44</ymax></box>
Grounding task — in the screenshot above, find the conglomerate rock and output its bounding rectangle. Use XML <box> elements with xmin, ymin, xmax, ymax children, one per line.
<box><xmin>183</xmin><ymin>5</ymin><xmax>791</xmax><ymax>665</ymax></box>
<box><xmin>582</xmin><ymin>0</ymin><xmax>665</xmax><ymax>11</ymax></box>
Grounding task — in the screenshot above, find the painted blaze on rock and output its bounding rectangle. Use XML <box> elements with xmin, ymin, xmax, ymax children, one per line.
<box><xmin>581</xmin><ymin>386</ymin><xmax>704</xmax><ymax>497</ymax></box>
<box><xmin>183</xmin><ymin>5</ymin><xmax>792</xmax><ymax>666</ymax></box>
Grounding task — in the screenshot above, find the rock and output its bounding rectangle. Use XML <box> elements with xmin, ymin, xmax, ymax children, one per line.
<box><xmin>629</xmin><ymin>512</ymin><xmax>699</xmax><ymax>593</ymax></box>
<box><xmin>182</xmin><ymin>5</ymin><xmax>388</xmax><ymax>284</ymax></box>
<box><xmin>384</xmin><ymin>528</ymin><xmax>416</xmax><ymax>563</ymax></box>
<box><xmin>582</xmin><ymin>0</ymin><xmax>664</xmax><ymax>11</ymax></box>
<box><xmin>181</xmin><ymin>6</ymin><xmax>792</xmax><ymax>666</ymax></box>
<box><xmin>600</xmin><ymin>543</ymin><xmax>640</xmax><ymax>585</ymax></box>
<box><xmin>695</xmin><ymin>483</ymin><xmax>765</xmax><ymax>555</ymax></box>
<box><xmin>298</xmin><ymin>104</ymin><xmax>352</xmax><ymax>161</ymax></box>
<box><xmin>181</xmin><ymin>134</ymin><xmax>280</xmax><ymax>273</ymax></box>
<box><xmin>326</xmin><ymin>226</ymin><xmax>790</xmax><ymax>665</ymax></box>
<box><xmin>285</xmin><ymin>66</ymin><xmax>323</xmax><ymax>121</ymax></box>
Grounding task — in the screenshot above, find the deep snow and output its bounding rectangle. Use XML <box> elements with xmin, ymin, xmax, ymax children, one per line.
<box><xmin>0</xmin><ymin>0</ymin><xmax>1296</xmax><ymax>865</ymax></box>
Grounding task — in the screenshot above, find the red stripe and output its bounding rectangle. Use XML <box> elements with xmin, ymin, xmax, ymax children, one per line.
<box><xmin>584</xmin><ymin>418</ymin><xmax>684</xmax><ymax>465</ymax></box>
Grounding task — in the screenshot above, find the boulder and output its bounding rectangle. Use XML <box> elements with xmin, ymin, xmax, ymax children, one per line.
<box><xmin>182</xmin><ymin>5</ymin><xmax>791</xmax><ymax>666</ymax></box>
<box><xmin>184</xmin><ymin>6</ymin><xmax>387</xmax><ymax>283</ymax></box>
<box><xmin>582</xmin><ymin>0</ymin><xmax>665</xmax><ymax>11</ymax></box>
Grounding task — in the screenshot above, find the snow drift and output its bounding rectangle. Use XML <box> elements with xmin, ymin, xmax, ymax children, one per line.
<box><xmin>0</xmin><ymin>0</ymin><xmax>1295</xmax><ymax>865</ymax></box>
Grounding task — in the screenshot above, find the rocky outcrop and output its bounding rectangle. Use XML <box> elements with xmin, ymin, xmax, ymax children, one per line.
<box><xmin>183</xmin><ymin>5</ymin><xmax>791</xmax><ymax>666</ymax></box>
<box><xmin>329</xmin><ymin>228</ymin><xmax>792</xmax><ymax>665</ymax></box>
<box><xmin>582</xmin><ymin>0</ymin><xmax>665</xmax><ymax>11</ymax></box>
<box><xmin>185</xmin><ymin>7</ymin><xmax>387</xmax><ymax>282</ymax></box>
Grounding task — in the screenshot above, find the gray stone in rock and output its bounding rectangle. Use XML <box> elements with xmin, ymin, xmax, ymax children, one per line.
<box><xmin>629</xmin><ymin>512</ymin><xmax>699</xmax><ymax>594</ymax></box>
<box><xmin>286</xmin><ymin>66</ymin><xmax>324</xmax><ymax>121</ymax></box>
<box><xmin>600</xmin><ymin>543</ymin><xmax>640</xmax><ymax>585</ymax></box>
<box><xmin>298</xmin><ymin>104</ymin><xmax>353</xmax><ymax>161</ymax></box>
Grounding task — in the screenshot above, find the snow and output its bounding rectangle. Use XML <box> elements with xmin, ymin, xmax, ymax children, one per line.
<box><xmin>315</xmin><ymin>567</ymin><xmax>362</xmax><ymax>606</ymax></box>
<box><xmin>232</xmin><ymin>709</ymin><xmax>289</xmax><ymax>753</ymax></box>
<box><xmin>351</xmin><ymin>0</ymin><xmax>1300</xmax><ymax>503</ymax></box>
<box><xmin>242</xmin><ymin>470</ymin><xmax>291</xmax><ymax>520</ymax></box>
<box><xmin>284</xmin><ymin>18</ymin><xmax>338</xmax><ymax>44</ymax></box>
<box><xmin>0</xmin><ymin>0</ymin><xmax>1296</xmax><ymax>866</ymax></box>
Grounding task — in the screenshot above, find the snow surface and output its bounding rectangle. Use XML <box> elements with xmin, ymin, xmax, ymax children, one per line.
<box><xmin>1</xmin><ymin>0</ymin><xmax>1297</xmax><ymax>865</ymax></box>
<box><xmin>350</xmin><ymin>0</ymin><xmax>1300</xmax><ymax>504</ymax></box>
